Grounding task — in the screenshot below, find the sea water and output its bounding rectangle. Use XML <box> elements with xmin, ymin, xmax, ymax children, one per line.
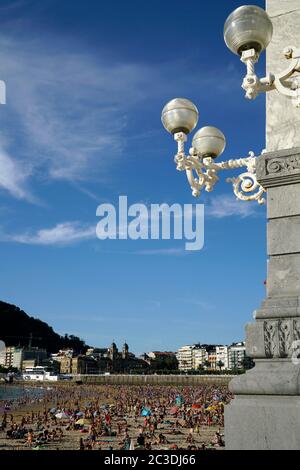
<box><xmin>0</xmin><ymin>384</ymin><xmax>45</xmax><ymax>402</ymax></box>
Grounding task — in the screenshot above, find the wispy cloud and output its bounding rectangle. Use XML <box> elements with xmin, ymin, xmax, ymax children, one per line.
<box><xmin>0</xmin><ymin>0</ymin><xmax>30</xmax><ymax>12</ymax></box>
<box><xmin>1</xmin><ymin>40</ymin><xmax>142</xmax><ymax>180</ymax></box>
<box><xmin>176</xmin><ymin>297</ymin><xmax>215</xmax><ymax>311</ymax></box>
<box><xmin>3</xmin><ymin>221</ymin><xmax>95</xmax><ymax>245</ymax></box>
<box><xmin>132</xmin><ymin>247</ymin><xmax>190</xmax><ymax>256</ymax></box>
<box><xmin>206</xmin><ymin>194</ymin><xmax>259</xmax><ymax>218</ymax></box>
<box><xmin>0</xmin><ymin>32</ymin><xmax>158</xmax><ymax>200</ymax></box>
<box><xmin>0</xmin><ymin>143</ymin><xmax>33</xmax><ymax>200</ymax></box>
<box><xmin>0</xmin><ymin>14</ymin><xmax>244</xmax><ymax>202</ymax></box>
<box><xmin>92</xmin><ymin>245</ymin><xmax>194</xmax><ymax>257</ymax></box>
<box><xmin>147</xmin><ymin>300</ymin><xmax>161</xmax><ymax>309</ymax></box>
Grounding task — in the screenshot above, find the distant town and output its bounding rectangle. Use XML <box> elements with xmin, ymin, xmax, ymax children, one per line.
<box><xmin>0</xmin><ymin>300</ymin><xmax>253</xmax><ymax>381</ymax></box>
<box><xmin>0</xmin><ymin>340</ymin><xmax>253</xmax><ymax>381</ymax></box>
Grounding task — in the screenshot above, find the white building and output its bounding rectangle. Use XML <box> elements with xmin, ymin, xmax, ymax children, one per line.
<box><xmin>177</xmin><ymin>342</ymin><xmax>248</xmax><ymax>371</ymax></box>
<box><xmin>228</xmin><ymin>342</ymin><xmax>246</xmax><ymax>370</ymax></box>
<box><xmin>51</xmin><ymin>349</ymin><xmax>74</xmax><ymax>363</ymax></box>
<box><xmin>22</xmin><ymin>366</ymin><xmax>59</xmax><ymax>382</ymax></box>
<box><xmin>216</xmin><ymin>345</ymin><xmax>229</xmax><ymax>370</ymax></box>
<box><xmin>176</xmin><ymin>345</ymin><xmax>207</xmax><ymax>371</ymax></box>
<box><xmin>176</xmin><ymin>345</ymin><xmax>194</xmax><ymax>371</ymax></box>
<box><xmin>0</xmin><ymin>350</ymin><xmax>6</xmax><ymax>367</ymax></box>
<box><xmin>193</xmin><ymin>348</ymin><xmax>208</xmax><ymax>370</ymax></box>
<box><xmin>0</xmin><ymin>347</ymin><xmax>23</xmax><ymax>369</ymax></box>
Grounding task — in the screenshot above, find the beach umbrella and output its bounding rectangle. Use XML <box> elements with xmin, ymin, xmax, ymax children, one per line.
<box><xmin>141</xmin><ymin>408</ymin><xmax>152</xmax><ymax>417</ymax></box>
<box><xmin>50</xmin><ymin>408</ymin><xmax>57</xmax><ymax>414</ymax></box>
<box><xmin>76</xmin><ymin>418</ymin><xmax>92</xmax><ymax>425</ymax></box>
<box><xmin>192</xmin><ymin>404</ymin><xmax>201</xmax><ymax>409</ymax></box>
<box><xmin>175</xmin><ymin>395</ymin><xmax>184</xmax><ymax>406</ymax></box>
<box><xmin>170</xmin><ymin>406</ymin><xmax>179</xmax><ymax>415</ymax></box>
<box><xmin>55</xmin><ymin>412</ymin><xmax>69</xmax><ymax>419</ymax></box>
<box><xmin>206</xmin><ymin>406</ymin><xmax>216</xmax><ymax>411</ymax></box>
<box><xmin>76</xmin><ymin>411</ymin><xmax>85</xmax><ymax>417</ymax></box>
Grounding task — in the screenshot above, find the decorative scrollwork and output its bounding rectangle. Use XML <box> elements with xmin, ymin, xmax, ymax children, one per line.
<box><xmin>278</xmin><ymin>320</ymin><xmax>292</xmax><ymax>358</ymax></box>
<box><xmin>264</xmin><ymin>321</ymin><xmax>277</xmax><ymax>358</ymax></box>
<box><xmin>267</xmin><ymin>159</ymin><xmax>285</xmax><ymax>174</ymax></box>
<box><xmin>227</xmin><ymin>172</ymin><xmax>266</xmax><ymax>205</ymax></box>
<box><xmin>266</xmin><ymin>156</ymin><xmax>300</xmax><ymax>175</ymax></box>
<box><xmin>287</xmin><ymin>156</ymin><xmax>300</xmax><ymax>171</ymax></box>
<box><xmin>241</xmin><ymin>46</ymin><xmax>300</xmax><ymax>108</ymax></box>
<box><xmin>261</xmin><ymin>319</ymin><xmax>300</xmax><ymax>359</ymax></box>
<box><xmin>294</xmin><ymin>320</ymin><xmax>300</xmax><ymax>341</ymax></box>
<box><xmin>174</xmin><ymin>133</ymin><xmax>266</xmax><ymax>204</ymax></box>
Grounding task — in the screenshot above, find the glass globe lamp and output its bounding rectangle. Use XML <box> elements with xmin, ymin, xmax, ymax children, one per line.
<box><xmin>224</xmin><ymin>5</ymin><xmax>273</xmax><ymax>56</ymax></box>
<box><xmin>161</xmin><ymin>98</ymin><xmax>199</xmax><ymax>135</ymax></box>
<box><xmin>192</xmin><ymin>126</ymin><xmax>226</xmax><ymax>158</ymax></box>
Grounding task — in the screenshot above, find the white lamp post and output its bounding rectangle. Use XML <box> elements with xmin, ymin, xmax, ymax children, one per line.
<box><xmin>161</xmin><ymin>3</ymin><xmax>300</xmax><ymax>450</ymax></box>
<box><xmin>161</xmin><ymin>5</ymin><xmax>300</xmax><ymax>204</ymax></box>
<box><xmin>224</xmin><ymin>5</ymin><xmax>300</xmax><ymax>107</ymax></box>
<box><xmin>161</xmin><ymin>98</ymin><xmax>266</xmax><ymax>204</ymax></box>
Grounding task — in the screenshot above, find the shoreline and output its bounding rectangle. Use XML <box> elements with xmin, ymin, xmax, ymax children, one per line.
<box><xmin>0</xmin><ymin>383</ymin><xmax>229</xmax><ymax>451</ymax></box>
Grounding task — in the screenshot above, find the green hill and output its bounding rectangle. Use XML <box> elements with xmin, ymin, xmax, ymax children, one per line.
<box><xmin>0</xmin><ymin>300</ymin><xmax>89</xmax><ymax>354</ymax></box>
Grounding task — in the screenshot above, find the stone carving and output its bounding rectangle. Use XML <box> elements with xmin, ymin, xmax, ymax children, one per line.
<box><xmin>256</xmin><ymin>148</ymin><xmax>300</xmax><ymax>189</ymax></box>
<box><xmin>263</xmin><ymin>319</ymin><xmax>300</xmax><ymax>358</ymax></box>
<box><xmin>278</xmin><ymin>320</ymin><xmax>292</xmax><ymax>357</ymax></box>
<box><xmin>264</xmin><ymin>321</ymin><xmax>277</xmax><ymax>358</ymax></box>
<box><xmin>266</xmin><ymin>155</ymin><xmax>300</xmax><ymax>175</ymax></box>
<box><xmin>294</xmin><ymin>320</ymin><xmax>300</xmax><ymax>341</ymax></box>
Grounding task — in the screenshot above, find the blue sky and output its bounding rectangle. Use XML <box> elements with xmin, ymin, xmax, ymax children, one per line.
<box><xmin>0</xmin><ymin>0</ymin><xmax>267</xmax><ymax>354</ymax></box>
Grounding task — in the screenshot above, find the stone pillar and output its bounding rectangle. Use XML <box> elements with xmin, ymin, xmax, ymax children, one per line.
<box><xmin>266</xmin><ymin>0</ymin><xmax>300</xmax><ymax>151</ymax></box>
<box><xmin>225</xmin><ymin>0</ymin><xmax>300</xmax><ymax>450</ymax></box>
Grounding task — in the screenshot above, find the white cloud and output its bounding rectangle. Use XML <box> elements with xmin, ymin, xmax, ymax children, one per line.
<box><xmin>6</xmin><ymin>221</ymin><xmax>95</xmax><ymax>245</ymax></box>
<box><xmin>132</xmin><ymin>247</ymin><xmax>189</xmax><ymax>256</ymax></box>
<box><xmin>0</xmin><ymin>32</ymin><xmax>158</xmax><ymax>200</ymax></box>
<box><xmin>1</xmin><ymin>42</ymin><xmax>144</xmax><ymax>179</ymax></box>
<box><xmin>0</xmin><ymin>15</ymin><xmax>245</xmax><ymax>203</ymax></box>
<box><xmin>93</xmin><ymin>246</ymin><xmax>192</xmax><ymax>256</ymax></box>
<box><xmin>0</xmin><ymin>0</ymin><xmax>28</xmax><ymax>12</ymax></box>
<box><xmin>176</xmin><ymin>297</ymin><xmax>215</xmax><ymax>311</ymax></box>
<box><xmin>0</xmin><ymin>143</ymin><xmax>33</xmax><ymax>200</ymax></box>
<box><xmin>0</xmin><ymin>10</ymin><xmax>246</xmax><ymax>204</ymax></box>
<box><xmin>148</xmin><ymin>300</ymin><xmax>161</xmax><ymax>309</ymax></box>
<box><xmin>206</xmin><ymin>194</ymin><xmax>258</xmax><ymax>218</ymax></box>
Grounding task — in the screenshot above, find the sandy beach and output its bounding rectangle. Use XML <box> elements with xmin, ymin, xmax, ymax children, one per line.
<box><xmin>0</xmin><ymin>383</ymin><xmax>231</xmax><ymax>451</ymax></box>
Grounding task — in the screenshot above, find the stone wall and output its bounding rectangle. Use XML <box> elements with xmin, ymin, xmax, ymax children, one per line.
<box><xmin>266</xmin><ymin>0</ymin><xmax>300</xmax><ymax>150</ymax></box>
<box><xmin>72</xmin><ymin>374</ymin><xmax>233</xmax><ymax>386</ymax></box>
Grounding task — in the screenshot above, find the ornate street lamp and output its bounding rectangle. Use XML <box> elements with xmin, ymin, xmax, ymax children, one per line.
<box><xmin>161</xmin><ymin>98</ymin><xmax>266</xmax><ymax>204</ymax></box>
<box><xmin>224</xmin><ymin>5</ymin><xmax>300</xmax><ymax>106</ymax></box>
<box><xmin>161</xmin><ymin>5</ymin><xmax>300</xmax><ymax>204</ymax></box>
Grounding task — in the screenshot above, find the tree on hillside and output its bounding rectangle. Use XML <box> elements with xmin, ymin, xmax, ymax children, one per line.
<box><xmin>0</xmin><ymin>301</ymin><xmax>89</xmax><ymax>353</ymax></box>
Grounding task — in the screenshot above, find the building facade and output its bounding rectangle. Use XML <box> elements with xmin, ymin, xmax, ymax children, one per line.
<box><xmin>193</xmin><ymin>347</ymin><xmax>208</xmax><ymax>370</ymax></box>
<box><xmin>228</xmin><ymin>342</ymin><xmax>247</xmax><ymax>370</ymax></box>
<box><xmin>176</xmin><ymin>345</ymin><xmax>194</xmax><ymax>371</ymax></box>
<box><xmin>216</xmin><ymin>345</ymin><xmax>229</xmax><ymax>370</ymax></box>
<box><xmin>0</xmin><ymin>346</ymin><xmax>47</xmax><ymax>370</ymax></box>
<box><xmin>176</xmin><ymin>344</ymin><xmax>208</xmax><ymax>371</ymax></box>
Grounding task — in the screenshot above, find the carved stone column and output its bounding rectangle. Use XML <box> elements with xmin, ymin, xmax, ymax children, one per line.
<box><xmin>225</xmin><ymin>148</ymin><xmax>300</xmax><ymax>449</ymax></box>
<box><xmin>224</xmin><ymin>0</ymin><xmax>300</xmax><ymax>450</ymax></box>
